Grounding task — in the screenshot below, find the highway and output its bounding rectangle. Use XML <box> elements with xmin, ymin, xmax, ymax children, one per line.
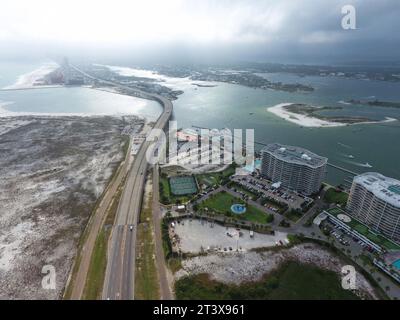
<box><xmin>71</xmin><ymin>65</ymin><xmax>172</xmax><ymax>300</ymax></box>
<box><xmin>68</xmin><ymin>138</ymin><xmax>132</xmax><ymax>299</ymax></box>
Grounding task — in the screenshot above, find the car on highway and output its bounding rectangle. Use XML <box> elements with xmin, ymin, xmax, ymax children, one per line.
<box><xmin>129</xmin><ymin>225</ymin><xmax>134</xmax><ymax>231</ymax></box>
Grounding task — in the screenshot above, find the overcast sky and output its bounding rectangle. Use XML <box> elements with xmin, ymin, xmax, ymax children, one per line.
<box><xmin>1</xmin><ymin>0</ymin><xmax>400</xmax><ymax>64</ymax></box>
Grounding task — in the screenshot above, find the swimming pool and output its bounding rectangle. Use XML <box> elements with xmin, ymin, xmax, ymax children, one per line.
<box><xmin>393</xmin><ymin>259</ymin><xmax>400</xmax><ymax>270</ymax></box>
<box><xmin>243</xmin><ymin>159</ymin><xmax>261</xmax><ymax>173</ymax></box>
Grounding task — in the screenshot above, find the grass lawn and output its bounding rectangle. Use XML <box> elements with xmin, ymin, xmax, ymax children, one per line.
<box><xmin>196</xmin><ymin>163</ymin><xmax>237</xmax><ymax>188</ymax></box>
<box><xmin>82</xmin><ymin>228</ymin><xmax>109</xmax><ymax>300</ymax></box>
<box><xmin>324</xmin><ymin>188</ymin><xmax>349</xmax><ymax>206</ymax></box>
<box><xmin>197</xmin><ymin>175</ymin><xmax>218</xmax><ymax>187</ymax></box>
<box><xmin>199</xmin><ymin>191</ymin><xmax>272</xmax><ymax>224</ymax></box>
<box><xmin>160</xmin><ymin>176</ymin><xmax>172</xmax><ymax>204</ymax></box>
<box><xmin>82</xmin><ymin>183</ymin><xmax>123</xmax><ymax>300</ymax></box>
<box><xmin>175</xmin><ymin>261</ymin><xmax>359</xmax><ymax>300</ymax></box>
<box><xmin>135</xmin><ymin>189</ymin><xmax>160</xmax><ymax>299</ymax></box>
<box><xmin>354</xmin><ymin>225</ymin><xmax>400</xmax><ymax>251</ymax></box>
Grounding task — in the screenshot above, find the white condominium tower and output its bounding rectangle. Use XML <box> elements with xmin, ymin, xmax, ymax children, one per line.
<box><xmin>347</xmin><ymin>172</ymin><xmax>400</xmax><ymax>243</ymax></box>
<box><xmin>260</xmin><ymin>143</ymin><xmax>327</xmax><ymax>195</ymax></box>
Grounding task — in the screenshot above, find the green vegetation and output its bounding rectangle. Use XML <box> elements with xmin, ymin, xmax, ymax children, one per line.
<box><xmin>175</xmin><ymin>261</ymin><xmax>359</xmax><ymax>300</ymax></box>
<box><xmin>64</xmin><ymin>135</ymin><xmax>130</xmax><ymax>300</ymax></box>
<box><xmin>121</xmin><ymin>135</ymin><xmax>130</xmax><ymax>157</ymax></box>
<box><xmin>161</xmin><ymin>217</ymin><xmax>183</xmax><ymax>273</ymax></box>
<box><xmin>159</xmin><ymin>175</ymin><xmax>172</xmax><ymax>204</ymax></box>
<box><xmin>284</xmin><ymin>209</ymin><xmax>303</xmax><ymax>222</ymax></box>
<box><xmin>82</xmin><ymin>228</ymin><xmax>109</xmax><ymax>300</ymax></box>
<box><xmin>81</xmin><ymin>183</ymin><xmax>124</xmax><ymax>300</ymax></box>
<box><xmin>135</xmin><ymin>190</ymin><xmax>160</xmax><ymax>299</ymax></box>
<box><xmin>169</xmin><ymin>175</ymin><xmax>198</xmax><ymax>196</ymax></box>
<box><xmin>196</xmin><ymin>163</ymin><xmax>237</xmax><ymax>188</ymax></box>
<box><xmin>279</xmin><ymin>219</ymin><xmax>291</xmax><ymax>228</ymax></box>
<box><xmin>198</xmin><ymin>191</ymin><xmax>273</xmax><ymax>224</ymax></box>
<box><xmin>159</xmin><ymin>174</ymin><xmax>194</xmax><ymax>205</ymax></box>
<box><xmin>359</xmin><ymin>254</ymin><xmax>374</xmax><ymax>267</ymax></box>
<box><xmin>348</xmin><ymin>99</ymin><xmax>400</xmax><ymax>109</ymax></box>
<box><xmin>287</xmin><ymin>234</ymin><xmax>304</xmax><ymax>245</ymax></box>
<box><xmin>353</xmin><ymin>224</ymin><xmax>400</xmax><ymax>251</ymax></box>
<box><xmin>303</xmin><ymin>210</ymin><xmax>320</xmax><ymax>227</ymax></box>
<box><xmin>324</xmin><ymin>188</ymin><xmax>349</xmax><ymax>206</ymax></box>
<box><xmin>289</xmin><ymin>237</ymin><xmax>388</xmax><ymax>300</ymax></box>
<box><xmin>167</xmin><ymin>257</ymin><xmax>183</xmax><ymax>274</ymax></box>
<box><xmin>159</xmin><ymin>164</ymin><xmax>237</xmax><ymax>205</ymax></box>
<box><xmin>260</xmin><ymin>196</ymin><xmax>287</xmax><ymax>214</ymax></box>
<box><xmin>326</xmin><ymin>207</ymin><xmax>400</xmax><ymax>251</ymax></box>
<box><xmin>161</xmin><ymin>218</ymin><xmax>173</xmax><ymax>259</ymax></box>
<box><xmin>227</xmin><ymin>181</ymin><xmax>259</xmax><ymax>200</ymax></box>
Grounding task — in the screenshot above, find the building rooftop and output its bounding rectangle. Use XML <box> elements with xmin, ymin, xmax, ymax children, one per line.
<box><xmin>261</xmin><ymin>143</ymin><xmax>327</xmax><ymax>168</ymax></box>
<box><xmin>353</xmin><ymin>172</ymin><xmax>400</xmax><ymax>208</ymax></box>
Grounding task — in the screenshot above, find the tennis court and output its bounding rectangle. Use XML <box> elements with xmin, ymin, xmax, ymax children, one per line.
<box><xmin>169</xmin><ymin>176</ymin><xmax>198</xmax><ymax>196</ymax></box>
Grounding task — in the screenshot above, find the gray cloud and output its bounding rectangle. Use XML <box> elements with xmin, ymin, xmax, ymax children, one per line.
<box><xmin>1</xmin><ymin>0</ymin><xmax>399</xmax><ymax>64</ymax></box>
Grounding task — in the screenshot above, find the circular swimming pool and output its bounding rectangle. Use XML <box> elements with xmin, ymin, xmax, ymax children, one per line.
<box><xmin>231</xmin><ymin>204</ymin><xmax>246</xmax><ymax>214</ymax></box>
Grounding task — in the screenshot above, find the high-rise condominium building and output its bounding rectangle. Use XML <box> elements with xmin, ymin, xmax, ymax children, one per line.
<box><xmin>261</xmin><ymin>143</ymin><xmax>327</xmax><ymax>195</ymax></box>
<box><xmin>347</xmin><ymin>172</ymin><xmax>400</xmax><ymax>243</ymax></box>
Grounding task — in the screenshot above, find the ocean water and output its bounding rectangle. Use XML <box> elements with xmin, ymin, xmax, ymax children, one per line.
<box><xmin>1</xmin><ymin>62</ymin><xmax>400</xmax><ymax>186</ymax></box>
<box><xmin>170</xmin><ymin>73</ymin><xmax>400</xmax><ymax>185</ymax></box>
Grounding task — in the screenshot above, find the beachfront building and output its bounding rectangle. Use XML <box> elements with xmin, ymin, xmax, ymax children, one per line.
<box><xmin>346</xmin><ymin>172</ymin><xmax>400</xmax><ymax>243</ymax></box>
<box><xmin>260</xmin><ymin>143</ymin><xmax>327</xmax><ymax>195</ymax></box>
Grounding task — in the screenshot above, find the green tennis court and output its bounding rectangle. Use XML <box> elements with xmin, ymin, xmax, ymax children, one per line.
<box><xmin>169</xmin><ymin>176</ymin><xmax>198</xmax><ymax>196</ymax></box>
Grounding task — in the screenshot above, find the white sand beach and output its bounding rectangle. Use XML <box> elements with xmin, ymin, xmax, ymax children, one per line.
<box><xmin>97</xmin><ymin>64</ymin><xmax>216</xmax><ymax>90</ymax></box>
<box><xmin>3</xmin><ymin>62</ymin><xmax>59</xmax><ymax>90</ymax></box>
<box><xmin>267</xmin><ymin>103</ymin><xmax>397</xmax><ymax>128</ymax></box>
<box><xmin>267</xmin><ymin>103</ymin><xmax>346</xmax><ymax>127</ymax></box>
<box><xmin>0</xmin><ymin>100</ymin><xmax>94</xmax><ymax>118</ymax></box>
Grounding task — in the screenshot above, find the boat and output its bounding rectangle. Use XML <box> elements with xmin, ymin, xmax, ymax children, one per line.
<box><xmin>361</xmin><ymin>162</ymin><xmax>373</xmax><ymax>168</ymax></box>
<box><xmin>348</xmin><ymin>155</ymin><xmax>355</xmax><ymax>159</ymax></box>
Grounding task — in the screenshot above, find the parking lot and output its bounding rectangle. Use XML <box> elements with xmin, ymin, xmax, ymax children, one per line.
<box><xmin>322</xmin><ymin>219</ymin><xmax>377</xmax><ymax>254</ymax></box>
<box><xmin>171</xmin><ymin>218</ymin><xmax>288</xmax><ymax>254</ymax></box>
<box><xmin>231</xmin><ymin>174</ymin><xmax>311</xmax><ymax>210</ymax></box>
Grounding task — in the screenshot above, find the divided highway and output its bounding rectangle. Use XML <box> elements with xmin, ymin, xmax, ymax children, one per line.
<box><xmin>71</xmin><ymin>65</ymin><xmax>172</xmax><ymax>300</ymax></box>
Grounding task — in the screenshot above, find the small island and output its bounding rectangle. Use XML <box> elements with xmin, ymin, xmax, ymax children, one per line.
<box><xmin>268</xmin><ymin>103</ymin><xmax>397</xmax><ymax>128</ymax></box>
<box><xmin>347</xmin><ymin>99</ymin><xmax>400</xmax><ymax>109</ymax></box>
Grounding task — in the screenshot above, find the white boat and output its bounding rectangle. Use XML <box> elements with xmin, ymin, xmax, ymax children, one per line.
<box><xmin>361</xmin><ymin>162</ymin><xmax>373</xmax><ymax>168</ymax></box>
<box><xmin>348</xmin><ymin>155</ymin><xmax>355</xmax><ymax>159</ymax></box>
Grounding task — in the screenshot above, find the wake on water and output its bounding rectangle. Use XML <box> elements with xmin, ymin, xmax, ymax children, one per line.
<box><xmin>337</xmin><ymin>142</ymin><xmax>352</xmax><ymax>149</ymax></box>
<box><xmin>344</xmin><ymin>159</ymin><xmax>373</xmax><ymax>168</ymax></box>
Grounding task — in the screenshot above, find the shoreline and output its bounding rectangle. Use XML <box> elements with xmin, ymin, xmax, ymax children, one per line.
<box><xmin>99</xmin><ymin>63</ymin><xmax>217</xmax><ymax>90</ymax></box>
<box><xmin>0</xmin><ymin>100</ymin><xmax>146</xmax><ymax>120</ymax></box>
<box><xmin>267</xmin><ymin>103</ymin><xmax>397</xmax><ymax>128</ymax></box>
<box><xmin>3</xmin><ymin>62</ymin><xmax>59</xmax><ymax>90</ymax></box>
<box><xmin>0</xmin><ymin>84</ymin><xmax>160</xmax><ymax>121</ymax></box>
